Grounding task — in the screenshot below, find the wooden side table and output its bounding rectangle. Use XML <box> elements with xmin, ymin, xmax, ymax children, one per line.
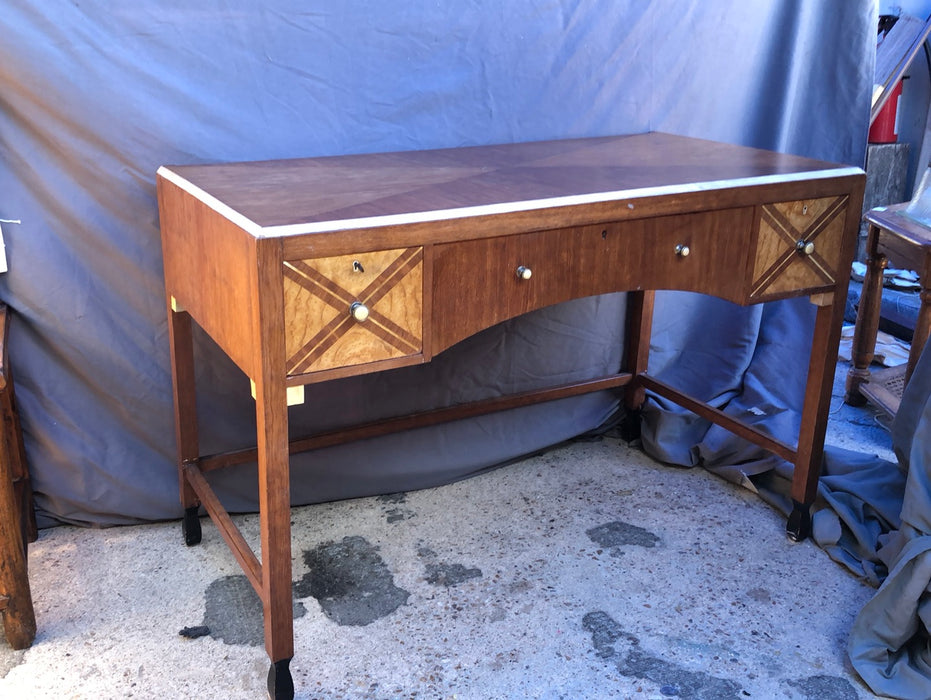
<box><xmin>0</xmin><ymin>303</ymin><xmax>37</xmax><ymax>650</ymax></box>
<box><xmin>845</xmin><ymin>203</ymin><xmax>931</xmax><ymax>415</ymax></box>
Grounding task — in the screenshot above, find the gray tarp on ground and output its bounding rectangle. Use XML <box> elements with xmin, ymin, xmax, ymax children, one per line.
<box><xmin>15</xmin><ymin>3</ymin><xmax>931</xmax><ymax>697</ymax></box>
<box><xmin>846</xmin><ymin>338</ymin><xmax>931</xmax><ymax>700</ymax></box>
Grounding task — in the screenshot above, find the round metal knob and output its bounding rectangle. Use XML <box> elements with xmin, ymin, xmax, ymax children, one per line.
<box><xmin>349</xmin><ymin>301</ymin><xmax>369</xmax><ymax>322</ymax></box>
<box><xmin>516</xmin><ymin>265</ymin><xmax>533</xmax><ymax>280</ymax></box>
<box><xmin>796</xmin><ymin>240</ymin><xmax>815</xmax><ymax>256</ymax></box>
<box><xmin>675</xmin><ymin>244</ymin><xmax>690</xmax><ymax>257</ymax></box>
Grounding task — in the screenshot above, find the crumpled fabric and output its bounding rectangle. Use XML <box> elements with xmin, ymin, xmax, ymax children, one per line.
<box><xmin>847</xmin><ymin>340</ymin><xmax>931</xmax><ymax>698</ymax></box>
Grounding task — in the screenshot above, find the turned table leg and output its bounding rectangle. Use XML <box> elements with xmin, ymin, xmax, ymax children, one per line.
<box><xmin>845</xmin><ymin>224</ymin><xmax>887</xmax><ymax>405</ymax></box>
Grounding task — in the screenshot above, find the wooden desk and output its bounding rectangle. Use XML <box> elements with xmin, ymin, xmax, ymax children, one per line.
<box><xmin>845</xmin><ymin>203</ymin><xmax>931</xmax><ymax>415</ymax></box>
<box><xmin>157</xmin><ymin>132</ymin><xmax>865</xmax><ymax>698</ymax></box>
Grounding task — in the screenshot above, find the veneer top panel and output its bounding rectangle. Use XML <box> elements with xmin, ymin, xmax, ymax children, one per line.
<box><xmin>158</xmin><ymin>132</ymin><xmax>860</xmax><ymax>237</ymax></box>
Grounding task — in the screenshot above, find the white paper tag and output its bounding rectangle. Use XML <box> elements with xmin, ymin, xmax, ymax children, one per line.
<box><xmin>0</xmin><ymin>223</ymin><xmax>7</xmax><ymax>274</ymax></box>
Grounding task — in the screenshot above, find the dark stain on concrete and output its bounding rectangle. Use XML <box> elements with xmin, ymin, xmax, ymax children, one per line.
<box><xmin>745</xmin><ymin>587</ymin><xmax>771</xmax><ymax>604</ymax></box>
<box><xmin>294</xmin><ymin>535</ymin><xmax>409</xmax><ymax>626</ymax></box>
<box><xmin>384</xmin><ymin>508</ymin><xmax>409</xmax><ymax>523</ymax></box>
<box><xmin>376</xmin><ymin>492</ymin><xmax>407</xmax><ymax>505</ymax></box>
<box><xmin>418</xmin><ymin>546</ymin><xmax>482</xmax><ymax>587</ymax></box>
<box><xmin>202</xmin><ymin>575</ymin><xmax>306</xmax><ymax>647</ymax></box>
<box><xmin>586</xmin><ymin>520</ymin><xmax>660</xmax><ymax>553</ymax></box>
<box><xmin>377</xmin><ymin>492</ymin><xmax>415</xmax><ymax>523</ymax></box>
<box><xmin>787</xmin><ymin>674</ymin><xmax>859</xmax><ymax>699</ymax></box>
<box><xmin>583</xmin><ymin>610</ymin><xmax>744</xmax><ymax>699</ymax></box>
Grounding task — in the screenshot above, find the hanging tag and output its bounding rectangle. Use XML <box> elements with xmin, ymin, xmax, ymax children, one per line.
<box><xmin>0</xmin><ymin>219</ymin><xmax>20</xmax><ymax>274</ymax></box>
<box><xmin>0</xmin><ymin>222</ymin><xmax>7</xmax><ymax>273</ymax></box>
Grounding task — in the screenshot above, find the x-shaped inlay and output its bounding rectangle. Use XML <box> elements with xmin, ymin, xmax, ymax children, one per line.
<box><xmin>284</xmin><ymin>247</ymin><xmax>422</xmax><ymax>375</ymax></box>
<box><xmin>751</xmin><ymin>196</ymin><xmax>847</xmax><ymax>298</ymax></box>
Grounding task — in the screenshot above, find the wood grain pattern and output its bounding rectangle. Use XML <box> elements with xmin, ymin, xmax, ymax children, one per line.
<box><xmin>252</xmin><ymin>237</ymin><xmax>294</xmax><ymax>663</ymax></box>
<box><xmin>158</xmin><ymin>174</ymin><xmax>260</xmax><ymax>378</ymax></box>
<box><xmin>166</xmin><ymin>132</ymin><xmax>855</xmax><ymax>231</ymax></box>
<box><xmin>432</xmin><ymin>209</ymin><xmax>754</xmax><ymax>354</ymax></box>
<box><xmin>0</xmin><ymin>304</ymin><xmax>35</xmax><ymax>650</ymax></box>
<box><xmin>283</xmin><ymin>248</ymin><xmax>423</xmax><ymax>375</ymax></box>
<box><xmin>749</xmin><ymin>196</ymin><xmax>847</xmax><ymax>300</ymax></box>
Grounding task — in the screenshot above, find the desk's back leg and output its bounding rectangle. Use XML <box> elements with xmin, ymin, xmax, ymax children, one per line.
<box><xmin>620</xmin><ymin>290</ymin><xmax>655</xmax><ymax>439</ymax></box>
<box><xmin>789</xmin><ymin>295</ymin><xmax>844</xmax><ymax>541</ymax></box>
<box><xmin>166</xmin><ymin>301</ymin><xmax>202</xmax><ymax>546</ymax></box>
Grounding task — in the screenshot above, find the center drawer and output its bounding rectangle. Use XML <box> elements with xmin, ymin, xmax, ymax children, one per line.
<box><xmin>431</xmin><ymin>208</ymin><xmax>754</xmax><ymax>354</ymax></box>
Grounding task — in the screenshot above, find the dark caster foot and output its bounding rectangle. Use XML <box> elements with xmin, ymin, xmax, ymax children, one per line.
<box><xmin>182</xmin><ymin>506</ymin><xmax>202</xmax><ymax>546</ymax></box>
<box><xmin>268</xmin><ymin>658</ymin><xmax>294</xmax><ymax>700</ymax></box>
<box><xmin>619</xmin><ymin>408</ymin><xmax>642</xmax><ymax>442</ymax></box>
<box><xmin>786</xmin><ymin>500</ymin><xmax>812</xmax><ymax>542</ymax></box>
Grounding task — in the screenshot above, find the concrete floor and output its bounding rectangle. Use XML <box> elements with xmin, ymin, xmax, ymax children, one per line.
<box><xmin>0</xmin><ymin>360</ymin><xmax>895</xmax><ymax>699</ymax></box>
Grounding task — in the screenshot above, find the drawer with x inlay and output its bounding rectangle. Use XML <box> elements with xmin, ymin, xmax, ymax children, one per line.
<box><xmin>282</xmin><ymin>247</ymin><xmax>424</xmax><ymax>377</ymax></box>
<box><xmin>748</xmin><ymin>196</ymin><xmax>849</xmax><ymax>302</ymax></box>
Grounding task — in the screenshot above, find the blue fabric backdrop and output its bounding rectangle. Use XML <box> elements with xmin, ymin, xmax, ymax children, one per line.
<box><xmin>25</xmin><ymin>3</ymin><xmax>931</xmax><ymax>698</ymax></box>
<box><xmin>0</xmin><ymin>0</ymin><xmax>875</xmax><ymax>526</ymax></box>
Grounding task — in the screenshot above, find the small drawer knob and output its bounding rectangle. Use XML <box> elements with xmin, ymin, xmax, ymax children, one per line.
<box><xmin>516</xmin><ymin>265</ymin><xmax>533</xmax><ymax>280</ymax></box>
<box><xmin>349</xmin><ymin>301</ymin><xmax>369</xmax><ymax>322</ymax></box>
<box><xmin>796</xmin><ymin>240</ymin><xmax>815</xmax><ymax>256</ymax></box>
<box><xmin>675</xmin><ymin>244</ymin><xmax>690</xmax><ymax>257</ymax></box>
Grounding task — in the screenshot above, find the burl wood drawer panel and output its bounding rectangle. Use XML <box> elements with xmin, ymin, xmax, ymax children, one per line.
<box><xmin>432</xmin><ymin>208</ymin><xmax>754</xmax><ymax>354</ymax></box>
<box><xmin>283</xmin><ymin>247</ymin><xmax>423</xmax><ymax>376</ymax></box>
<box><xmin>748</xmin><ymin>195</ymin><xmax>849</xmax><ymax>301</ymax></box>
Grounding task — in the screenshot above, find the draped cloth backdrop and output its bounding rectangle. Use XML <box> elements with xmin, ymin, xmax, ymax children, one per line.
<box><xmin>14</xmin><ymin>3</ymin><xmax>931</xmax><ymax>697</ymax></box>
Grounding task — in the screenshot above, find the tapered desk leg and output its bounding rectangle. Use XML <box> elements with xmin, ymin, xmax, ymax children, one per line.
<box><xmin>788</xmin><ymin>296</ymin><xmax>844</xmax><ymax>541</ymax></box>
<box><xmin>844</xmin><ymin>224</ymin><xmax>887</xmax><ymax>405</ymax></box>
<box><xmin>253</xmin><ymin>371</ymin><xmax>294</xmax><ymax>700</ymax></box>
<box><xmin>254</xmin><ymin>241</ymin><xmax>295</xmax><ymax>700</ymax></box>
<box><xmin>166</xmin><ymin>301</ymin><xmax>202</xmax><ymax>545</ymax></box>
<box><xmin>621</xmin><ymin>290</ymin><xmax>655</xmax><ymax>440</ymax></box>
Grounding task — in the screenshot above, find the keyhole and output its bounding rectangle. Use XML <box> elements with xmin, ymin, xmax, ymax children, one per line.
<box><xmin>352</xmin><ymin>260</ymin><xmax>365</xmax><ymax>273</ymax></box>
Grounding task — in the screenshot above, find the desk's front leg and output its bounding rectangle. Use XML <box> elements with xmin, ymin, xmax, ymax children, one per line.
<box><xmin>254</xmin><ymin>240</ymin><xmax>295</xmax><ymax>700</ymax></box>
<box><xmin>788</xmin><ymin>295</ymin><xmax>844</xmax><ymax>541</ymax></box>
<box><xmin>253</xmin><ymin>372</ymin><xmax>295</xmax><ymax>699</ymax></box>
<box><xmin>166</xmin><ymin>300</ymin><xmax>202</xmax><ymax>545</ymax></box>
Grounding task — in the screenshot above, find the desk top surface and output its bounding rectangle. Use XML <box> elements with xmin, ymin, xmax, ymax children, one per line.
<box><xmin>158</xmin><ymin>132</ymin><xmax>861</xmax><ymax>238</ymax></box>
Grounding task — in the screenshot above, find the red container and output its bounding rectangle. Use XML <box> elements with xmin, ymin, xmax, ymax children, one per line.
<box><xmin>869</xmin><ymin>80</ymin><xmax>903</xmax><ymax>143</ymax></box>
